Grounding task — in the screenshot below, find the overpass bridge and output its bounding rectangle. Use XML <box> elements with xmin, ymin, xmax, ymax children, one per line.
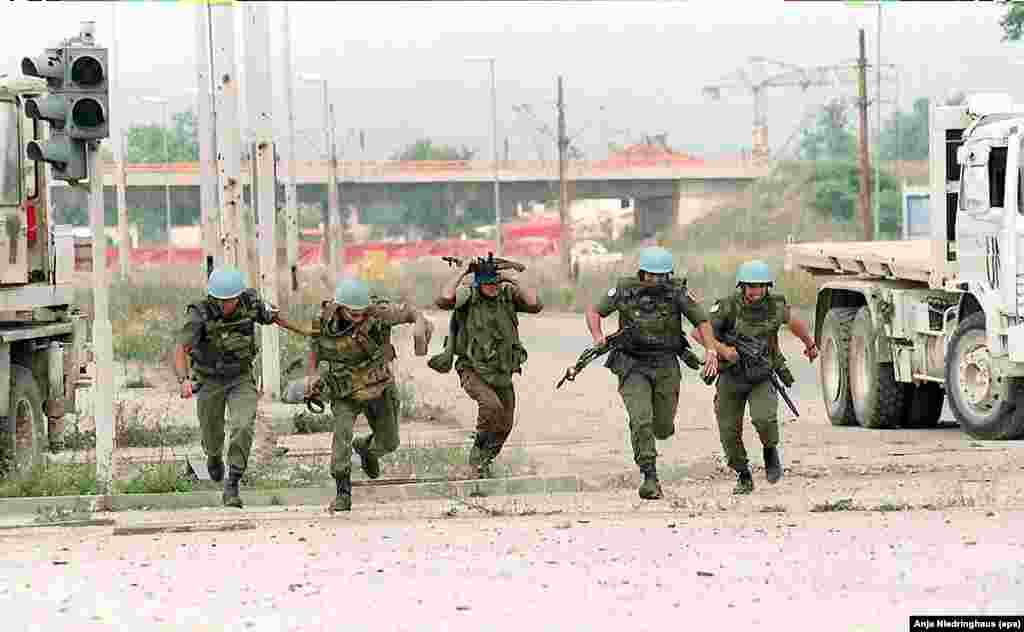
<box><xmin>51</xmin><ymin>158</ymin><xmax>767</xmax><ymax>238</ymax></box>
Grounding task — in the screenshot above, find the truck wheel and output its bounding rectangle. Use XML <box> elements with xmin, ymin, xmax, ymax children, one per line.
<box><xmin>902</xmin><ymin>383</ymin><xmax>944</xmax><ymax>429</ymax></box>
<box><xmin>945</xmin><ymin>312</ymin><xmax>1024</xmax><ymax>439</ymax></box>
<box><xmin>819</xmin><ymin>307</ymin><xmax>858</xmax><ymax>426</ymax></box>
<box><xmin>849</xmin><ymin>306</ymin><xmax>908</xmax><ymax>429</ymax></box>
<box><xmin>7</xmin><ymin>365</ymin><xmax>46</xmax><ymax>472</ymax></box>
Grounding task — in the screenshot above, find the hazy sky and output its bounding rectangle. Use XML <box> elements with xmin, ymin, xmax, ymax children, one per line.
<box><xmin>2</xmin><ymin>1</ymin><xmax>1022</xmax><ymax>161</ymax></box>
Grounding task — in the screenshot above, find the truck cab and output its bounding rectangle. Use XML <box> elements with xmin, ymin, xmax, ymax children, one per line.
<box><xmin>0</xmin><ymin>75</ymin><xmax>87</xmax><ymax>475</ymax></box>
<box><xmin>787</xmin><ymin>93</ymin><xmax>1024</xmax><ymax>440</ymax></box>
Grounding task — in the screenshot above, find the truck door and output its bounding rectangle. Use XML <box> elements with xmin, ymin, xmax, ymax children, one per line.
<box><xmin>0</xmin><ymin>97</ymin><xmax>27</xmax><ymax>284</ymax></box>
<box><xmin>955</xmin><ymin>138</ymin><xmax>1006</xmax><ymax>298</ymax></box>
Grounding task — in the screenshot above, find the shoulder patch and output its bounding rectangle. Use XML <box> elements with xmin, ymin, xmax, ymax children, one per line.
<box><xmin>710</xmin><ymin>301</ymin><xmax>720</xmax><ymax>313</ymax></box>
<box><xmin>607</xmin><ymin>287</ymin><xmax>617</xmax><ymax>297</ymax></box>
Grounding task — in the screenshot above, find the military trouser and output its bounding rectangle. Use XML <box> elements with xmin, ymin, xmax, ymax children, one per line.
<box><xmin>328</xmin><ymin>382</ymin><xmax>401</xmax><ymax>478</ymax></box>
<box><xmin>458</xmin><ymin>367</ymin><xmax>516</xmax><ymax>464</ymax></box>
<box><xmin>195</xmin><ymin>371</ymin><xmax>259</xmax><ymax>471</ymax></box>
<box><xmin>617</xmin><ymin>362</ymin><xmax>681</xmax><ymax>467</ymax></box>
<box><xmin>714</xmin><ymin>370</ymin><xmax>780</xmax><ymax>472</ymax></box>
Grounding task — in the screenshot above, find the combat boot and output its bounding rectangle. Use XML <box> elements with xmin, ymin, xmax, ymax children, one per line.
<box><xmin>353</xmin><ymin>436</ymin><xmax>380</xmax><ymax>480</ymax></box>
<box><xmin>222</xmin><ymin>465</ymin><xmax>244</xmax><ymax>508</ymax></box>
<box><xmin>328</xmin><ymin>473</ymin><xmax>352</xmax><ymax>513</ymax></box>
<box><xmin>469</xmin><ymin>432</ymin><xmax>496</xmax><ymax>479</ymax></box>
<box><xmin>638</xmin><ymin>463</ymin><xmax>663</xmax><ymax>500</ymax></box>
<box><xmin>733</xmin><ymin>469</ymin><xmax>754</xmax><ymax>495</ymax></box>
<box><xmin>206</xmin><ymin>454</ymin><xmax>225</xmax><ymax>483</ymax></box>
<box><xmin>764</xmin><ymin>446</ymin><xmax>782</xmax><ymax>484</ymax></box>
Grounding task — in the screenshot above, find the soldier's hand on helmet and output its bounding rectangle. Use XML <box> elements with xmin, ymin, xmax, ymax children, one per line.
<box><xmin>803</xmin><ymin>342</ymin><xmax>819</xmax><ymax>362</ymax></box>
<box><xmin>180</xmin><ymin>379</ymin><xmax>193</xmax><ymax>400</ymax></box>
<box><xmin>497</xmin><ymin>271</ymin><xmax>519</xmax><ymax>285</ymax></box>
<box><xmin>302</xmin><ymin>375</ymin><xmax>320</xmax><ymax>398</ymax></box>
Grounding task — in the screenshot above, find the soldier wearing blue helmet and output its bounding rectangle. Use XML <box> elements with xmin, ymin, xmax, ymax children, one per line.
<box><xmin>173</xmin><ymin>266</ymin><xmax>289</xmax><ymax>508</ymax></box>
<box><xmin>585</xmin><ymin>246</ymin><xmax>735</xmax><ymax>500</ymax></box>
<box><xmin>303</xmin><ymin>277</ymin><xmax>434</xmax><ymax>513</ymax></box>
<box><xmin>693</xmin><ymin>260</ymin><xmax>818</xmax><ymax>495</ymax></box>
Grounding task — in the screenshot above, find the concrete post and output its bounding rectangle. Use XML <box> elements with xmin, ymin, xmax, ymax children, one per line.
<box><xmin>89</xmin><ymin>139</ymin><xmax>116</xmax><ymax>495</ymax></box>
<box><xmin>212</xmin><ymin>3</ymin><xmax>243</xmax><ymax>271</ymax></box>
<box><xmin>196</xmin><ymin>1</ymin><xmax>219</xmax><ymax>275</ymax></box>
<box><xmin>281</xmin><ymin>4</ymin><xmax>299</xmax><ymax>296</ymax></box>
<box><xmin>110</xmin><ymin>4</ymin><xmax>129</xmax><ymax>281</ymax></box>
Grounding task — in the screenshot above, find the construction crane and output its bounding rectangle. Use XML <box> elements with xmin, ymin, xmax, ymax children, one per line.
<box><xmin>702</xmin><ymin>56</ymin><xmax>895</xmax><ymax>163</ymax></box>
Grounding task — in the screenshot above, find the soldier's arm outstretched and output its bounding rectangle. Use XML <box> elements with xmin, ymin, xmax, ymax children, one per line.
<box><xmin>787</xmin><ymin>314</ymin><xmax>819</xmax><ymax>362</ymax></box>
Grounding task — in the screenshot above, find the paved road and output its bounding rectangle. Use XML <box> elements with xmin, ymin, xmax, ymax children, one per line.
<box><xmin>2</xmin><ymin>502</ymin><xmax>1021</xmax><ymax>631</ymax></box>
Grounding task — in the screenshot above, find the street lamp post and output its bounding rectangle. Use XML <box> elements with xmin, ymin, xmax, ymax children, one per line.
<box><xmin>141</xmin><ymin>96</ymin><xmax>172</xmax><ymax>265</ymax></box>
<box><xmin>300</xmin><ymin>73</ymin><xmax>341</xmax><ymax>277</ymax></box>
<box><xmin>465</xmin><ymin>56</ymin><xmax>502</xmax><ymax>256</ymax></box>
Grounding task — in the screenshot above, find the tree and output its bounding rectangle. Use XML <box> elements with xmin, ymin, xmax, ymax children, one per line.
<box><xmin>1001</xmin><ymin>4</ymin><xmax>1024</xmax><ymax>41</ymax></box>
<box><xmin>880</xmin><ymin>96</ymin><xmax>929</xmax><ymax>161</ymax></box>
<box><xmin>799</xmin><ymin>100</ymin><xmax>855</xmax><ymax>161</ymax></box>
<box><xmin>808</xmin><ymin>161</ymin><xmax>903</xmax><ymax>237</ymax></box>
<box><xmin>390</xmin><ymin>138</ymin><xmax>476</xmax><ymax>161</ymax></box>
<box><xmin>126</xmin><ymin>108</ymin><xmax>198</xmax><ymax>163</ymax></box>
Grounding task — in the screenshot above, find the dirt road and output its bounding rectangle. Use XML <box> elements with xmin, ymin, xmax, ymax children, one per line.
<box><xmin>23</xmin><ymin>310</ymin><xmax>1024</xmax><ymax>628</ymax></box>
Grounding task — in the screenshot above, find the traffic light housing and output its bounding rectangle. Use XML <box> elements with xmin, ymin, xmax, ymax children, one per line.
<box><xmin>64</xmin><ymin>46</ymin><xmax>108</xmax><ymax>140</ymax></box>
<box><xmin>20</xmin><ymin>38</ymin><xmax>108</xmax><ymax>184</ymax></box>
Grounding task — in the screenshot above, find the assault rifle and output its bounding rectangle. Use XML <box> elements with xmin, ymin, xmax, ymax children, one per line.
<box><xmin>428</xmin><ymin>253</ymin><xmax>526</xmax><ymax>374</ymax></box>
<box><xmin>556</xmin><ymin>326</ymin><xmax>634</xmax><ymax>389</ymax></box>
<box><xmin>708</xmin><ymin>331</ymin><xmax>799</xmax><ymax>418</ymax></box>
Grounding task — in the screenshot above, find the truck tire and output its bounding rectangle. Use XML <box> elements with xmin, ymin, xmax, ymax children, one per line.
<box><xmin>849</xmin><ymin>306</ymin><xmax>908</xmax><ymax>429</ymax></box>
<box><xmin>7</xmin><ymin>365</ymin><xmax>46</xmax><ymax>472</ymax></box>
<box><xmin>819</xmin><ymin>307</ymin><xmax>858</xmax><ymax>426</ymax></box>
<box><xmin>945</xmin><ymin>312</ymin><xmax>1024</xmax><ymax>439</ymax></box>
<box><xmin>902</xmin><ymin>383</ymin><xmax>944</xmax><ymax>429</ymax></box>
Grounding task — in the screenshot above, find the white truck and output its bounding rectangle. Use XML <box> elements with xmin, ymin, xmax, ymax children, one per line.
<box><xmin>786</xmin><ymin>94</ymin><xmax>1024</xmax><ymax>440</ymax></box>
<box><xmin>0</xmin><ymin>75</ymin><xmax>89</xmax><ymax>474</ymax></box>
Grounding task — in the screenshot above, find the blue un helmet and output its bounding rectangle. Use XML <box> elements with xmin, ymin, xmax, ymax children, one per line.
<box><xmin>638</xmin><ymin>246</ymin><xmax>674</xmax><ymax>274</ymax></box>
<box><xmin>735</xmin><ymin>260</ymin><xmax>774</xmax><ymax>287</ymax></box>
<box><xmin>207</xmin><ymin>267</ymin><xmax>245</xmax><ymax>300</ymax></box>
<box><xmin>334</xmin><ymin>277</ymin><xmax>371</xmax><ymax>310</ymax></box>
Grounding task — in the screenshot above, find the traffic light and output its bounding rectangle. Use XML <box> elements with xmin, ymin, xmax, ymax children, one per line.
<box><xmin>64</xmin><ymin>45</ymin><xmax>108</xmax><ymax>140</ymax></box>
<box><xmin>22</xmin><ymin>47</ymin><xmax>85</xmax><ymax>182</ymax></box>
<box><xmin>20</xmin><ymin>38</ymin><xmax>108</xmax><ymax>183</ymax></box>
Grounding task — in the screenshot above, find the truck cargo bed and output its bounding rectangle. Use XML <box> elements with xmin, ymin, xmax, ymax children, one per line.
<box><xmin>786</xmin><ymin>240</ymin><xmax>933</xmax><ymax>283</ymax></box>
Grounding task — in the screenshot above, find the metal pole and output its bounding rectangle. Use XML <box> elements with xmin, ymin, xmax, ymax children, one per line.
<box><xmin>89</xmin><ymin>138</ymin><xmax>116</xmax><ymax>495</ymax></box>
<box><xmin>330</xmin><ymin>102</ymin><xmax>344</xmax><ymax>273</ymax></box>
<box><xmin>490</xmin><ymin>59</ymin><xmax>502</xmax><ymax>256</ymax></box>
<box><xmin>326</xmin><ymin>85</ymin><xmax>341</xmax><ymax>280</ymax></box>
<box><xmin>196</xmin><ymin>0</ymin><xmax>218</xmax><ymax>275</ymax></box>
<box><xmin>163</xmin><ymin>101</ymin><xmax>172</xmax><ymax>266</ymax></box>
<box><xmin>557</xmin><ymin>76</ymin><xmax>571</xmax><ymax>281</ymax></box>
<box><xmin>874</xmin><ymin>2</ymin><xmax>882</xmax><ymax>239</ymax></box>
<box><xmin>212</xmin><ymin>4</ymin><xmax>243</xmax><ymax>271</ymax></box>
<box><xmin>244</xmin><ymin>3</ymin><xmax>281</xmax><ymax>401</ymax></box>
<box><xmin>281</xmin><ymin>3</ymin><xmax>299</xmax><ymax>294</ymax></box>
<box><xmin>322</xmin><ymin>81</ymin><xmax>334</xmax><ymax>274</ymax></box>
<box><xmin>857</xmin><ymin>28</ymin><xmax>873</xmax><ymax>241</ymax></box>
<box><xmin>111</xmin><ymin>4</ymin><xmax>130</xmax><ymax>281</ymax></box>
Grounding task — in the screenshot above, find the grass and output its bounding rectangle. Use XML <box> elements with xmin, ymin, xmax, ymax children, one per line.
<box><xmin>0</xmin><ymin>463</ymin><xmax>99</xmax><ymax>498</ymax></box>
<box><xmin>810</xmin><ymin>498</ymin><xmax>863</xmax><ymax>513</ymax></box>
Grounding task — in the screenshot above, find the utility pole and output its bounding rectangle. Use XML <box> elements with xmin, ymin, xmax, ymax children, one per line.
<box><xmin>110</xmin><ymin>4</ymin><xmax>129</xmax><ymax>282</ymax></box>
<box><xmin>857</xmin><ymin>28</ymin><xmax>873</xmax><ymax>241</ymax></box>
<box><xmin>212</xmin><ymin>4</ymin><xmax>243</xmax><ymax>275</ymax></box>
<box><xmin>281</xmin><ymin>3</ymin><xmax>299</xmax><ymax>295</ymax></box>
<box><xmin>874</xmin><ymin>2</ymin><xmax>882</xmax><ymax>239</ymax></box>
<box><xmin>196</xmin><ymin>0</ymin><xmax>218</xmax><ymax>276</ymax></box>
<box><xmin>244</xmin><ymin>4</ymin><xmax>280</xmax><ymax>401</ymax></box>
<box><xmin>328</xmin><ymin>101</ymin><xmax>342</xmax><ymax>280</ymax></box>
<box><xmin>557</xmin><ymin>76</ymin><xmax>572</xmax><ymax>281</ymax></box>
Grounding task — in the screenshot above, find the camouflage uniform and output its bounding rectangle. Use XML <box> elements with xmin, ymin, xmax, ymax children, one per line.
<box><xmin>310</xmin><ymin>297</ymin><xmax>422</xmax><ymax>497</ymax></box>
<box><xmin>709</xmin><ymin>292</ymin><xmax>791</xmax><ymax>478</ymax></box>
<box><xmin>594</xmin><ymin>277</ymin><xmax>709</xmax><ymax>474</ymax></box>
<box><xmin>437</xmin><ymin>282</ymin><xmax>542</xmax><ymax>476</ymax></box>
<box><xmin>177</xmin><ymin>289</ymin><xmax>277</xmax><ymax>474</ymax></box>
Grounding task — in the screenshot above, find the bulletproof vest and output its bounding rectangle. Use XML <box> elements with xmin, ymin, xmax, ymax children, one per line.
<box><xmin>311</xmin><ymin>299</ymin><xmax>396</xmax><ymax>400</ymax></box>
<box><xmin>187</xmin><ymin>292</ymin><xmax>259</xmax><ymax>377</ymax></box>
<box><xmin>455</xmin><ymin>285</ymin><xmax>527</xmax><ymax>375</ymax></box>
<box><xmin>614</xmin><ymin>276</ymin><xmax>685</xmax><ymax>356</ymax></box>
<box><xmin>728</xmin><ymin>292</ymin><xmax>788</xmax><ymax>366</ymax></box>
